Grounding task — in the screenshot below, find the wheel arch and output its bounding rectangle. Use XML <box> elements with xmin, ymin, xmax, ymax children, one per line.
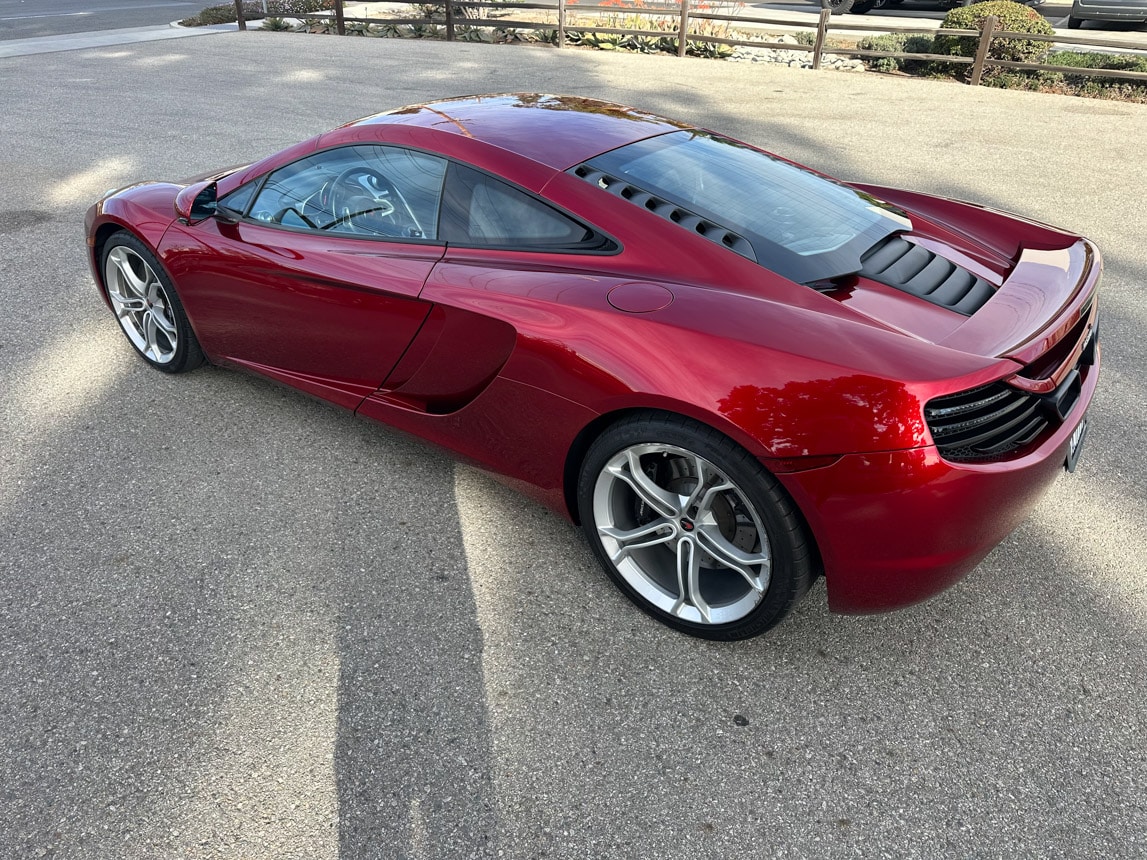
<box><xmin>561</xmin><ymin>406</ymin><xmax>817</xmax><ymax>552</ymax></box>
<box><xmin>91</xmin><ymin>221</ymin><xmax>131</xmax><ymax>296</ymax></box>
<box><xmin>563</xmin><ymin>407</ymin><xmax>649</xmax><ymax>525</ymax></box>
<box><xmin>562</xmin><ymin>395</ymin><xmax>790</xmax><ymax>523</ymax></box>
<box><xmin>563</xmin><ymin>402</ymin><xmax>780</xmax><ymax>524</ymax></box>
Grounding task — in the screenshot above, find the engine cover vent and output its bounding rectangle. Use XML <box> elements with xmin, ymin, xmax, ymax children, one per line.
<box><xmin>860</xmin><ymin>235</ymin><xmax>994</xmax><ymax>316</ymax></box>
<box><xmin>570</xmin><ymin>164</ymin><xmax>756</xmax><ymax>263</ymax></box>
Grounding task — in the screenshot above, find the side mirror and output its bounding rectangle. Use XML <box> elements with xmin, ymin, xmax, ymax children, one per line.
<box><xmin>174</xmin><ymin>180</ymin><xmax>218</xmax><ymax>225</ymax></box>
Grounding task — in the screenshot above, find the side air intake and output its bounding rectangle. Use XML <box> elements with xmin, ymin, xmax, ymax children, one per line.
<box><xmin>570</xmin><ymin>164</ymin><xmax>756</xmax><ymax>262</ymax></box>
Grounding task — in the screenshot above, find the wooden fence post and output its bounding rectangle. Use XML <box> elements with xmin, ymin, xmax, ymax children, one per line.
<box><xmin>812</xmin><ymin>7</ymin><xmax>830</xmax><ymax>70</ymax></box>
<box><xmin>334</xmin><ymin>0</ymin><xmax>346</xmax><ymax>35</ymax></box>
<box><xmin>969</xmin><ymin>14</ymin><xmax>997</xmax><ymax>86</ymax></box>
<box><xmin>677</xmin><ymin>0</ymin><xmax>690</xmax><ymax>58</ymax></box>
<box><xmin>233</xmin><ymin>0</ymin><xmax>246</xmax><ymax>30</ymax></box>
<box><xmin>446</xmin><ymin>0</ymin><xmax>455</xmax><ymax>40</ymax></box>
<box><xmin>557</xmin><ymin>0</ymin><xmax>566</xmax><ymax>48</ymax></box>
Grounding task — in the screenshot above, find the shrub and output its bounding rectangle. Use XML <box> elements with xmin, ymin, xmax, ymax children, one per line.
<box><xmin>934</xmin><ymin>1</ymin><xmax>1052</xmax><ymax>66</ymax></box>
<box><xmin>1043</xmin><ymin>50</ymin><xmax>1147</xmax><ymax>97</ymax></box>
<box><xmin>293</xmin><ymin>15</ymin><xmax>337</xmax><ymax>32</ymax></box>
<box><xmin>857</xmin><ymin>33</ymin><xmax>934</xmax><ymax>73</ymax></box>
<box><xmin>1046</xmin><ymin>49</ymin><xmax>1147</xmax><ymax>74</ymax></box>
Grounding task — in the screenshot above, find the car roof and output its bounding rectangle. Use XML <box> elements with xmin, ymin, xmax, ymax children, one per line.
<box><xmin>344</xmin><ymin>94</ymin><xmax>691</xmax><ymax>170</ymax></box>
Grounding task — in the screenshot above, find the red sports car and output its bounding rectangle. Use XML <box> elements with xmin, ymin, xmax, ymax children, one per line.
<box><xmin>85</xmin><ymin>94</ymin><xmax>1100</xmax><ymax>639</ymax></box>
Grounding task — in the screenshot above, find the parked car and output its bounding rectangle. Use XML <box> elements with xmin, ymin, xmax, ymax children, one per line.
<box><xmin>1068</xmin><ymin>0</ymin><xmax>1147</xmax><ymax>27</ymax></box>
<box><xmin>820</xmin><ymin>0</ymin><xmax>932</xmax><ymax>14</ymax></box>
<box><xmin>86</xmin><ymin>95</ymin><xmax>1100</xmax><ymax>639</ymax></box>
<box><xmin>819</xmin><ymin>0</ymin><xmax>995</xmax><ymax>13</ymax></box>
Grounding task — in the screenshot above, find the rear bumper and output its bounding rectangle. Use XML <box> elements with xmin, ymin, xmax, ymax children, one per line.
<box><xmin>1071</xmin><ymin>1</ymin><xmax>1147</xmax><ymax>20</ymax></box>
<box><xmin>778</xmin><ymin>356</ymin><xmax>1099</xmax><ymax>614</ymax></box>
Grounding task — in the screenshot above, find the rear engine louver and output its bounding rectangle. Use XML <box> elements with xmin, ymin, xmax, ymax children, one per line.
<box><xmin>570</xmin><ymin>164</ymin><xmax>756</xmax><ymax>262</ymax></box>
<box><xmin>924</xmin><ymin>383</ymin><xmax>1048</xmax><ymax>461</ymax></box>
<box><xmin>860</xmin><ymin>235</ymin><xmax>994</xmax><ymax>316</ymax></box>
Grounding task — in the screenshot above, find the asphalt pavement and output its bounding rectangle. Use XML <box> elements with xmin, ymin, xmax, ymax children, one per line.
<box><xmin>1</xmin><ymin>28</ymin><xmax>1145</xmax><ymax>860</ymax></box>
<box><xmin>0</xmin><ymin>0</ymin><xmax>200</xmax><ymax>40</ymax></box>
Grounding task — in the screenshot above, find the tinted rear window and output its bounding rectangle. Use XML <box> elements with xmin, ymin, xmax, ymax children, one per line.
<box><xmin>584</xmin><ymin>131</ymin><xmax>912</xmax><ymax>283</ymax></box>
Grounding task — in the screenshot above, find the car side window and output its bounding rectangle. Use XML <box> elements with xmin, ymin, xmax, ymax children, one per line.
<box><xmin>440</xmin><ymin>163</ymin><xmax>606</xmax><ymax>251</ymax></box>
<box><xmin>247</xmin><ymin>145</ymin><xmax>447</xmax><ymax>240</ymax></box>
<box><xmin>218</xmin><ymin>180</ymin><xmax>257</xmax><ymax>216</ymax></box>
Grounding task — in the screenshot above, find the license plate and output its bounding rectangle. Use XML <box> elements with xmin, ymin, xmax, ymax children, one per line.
<box><xmin>1065</xmin><ymin>414</ymin><xmax>1089</xmax><ymax>473</ymax></box>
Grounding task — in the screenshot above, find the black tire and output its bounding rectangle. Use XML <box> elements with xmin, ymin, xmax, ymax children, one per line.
<box><xmin>1067</xmin><ymin>15</ymin><xmax>1082</xmax><ymax>28</ymax></box>
<box><xmin>821</xmin><ymin>0</ymin><xmax>856</xmax><ymax>15</ymax></box>
<box><xmin>577</xmin><ymin>413</ymin><xmax>814</xmax><ymax>641</ymax></box>
<box><xmin>100</xmin><ymin>231</ymin><xmax>204</xmax><ymax>374</ymax></box>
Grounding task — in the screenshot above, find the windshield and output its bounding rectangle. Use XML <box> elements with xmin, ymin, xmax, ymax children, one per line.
<box><xmin>584</xmin><ymin>131</ymin><xmax>912</xmax><ymax>283</ymax></box>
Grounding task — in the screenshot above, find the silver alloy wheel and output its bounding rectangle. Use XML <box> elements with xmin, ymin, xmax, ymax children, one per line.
<box><xmin>592</xmin><ymin>443</ymin><xmax>772</xmax><ymax>625</ymax></box>
<box><xmin>104</xmin><ymin>245</ymin><xmax>179</xmax><ymax>364</ymax></box>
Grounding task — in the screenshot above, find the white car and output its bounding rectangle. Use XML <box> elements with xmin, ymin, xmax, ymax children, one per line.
<box><xmin>1069</xmin><ymin>0</ymin><xmax>1147</xmax><ymax>27</ymax></box>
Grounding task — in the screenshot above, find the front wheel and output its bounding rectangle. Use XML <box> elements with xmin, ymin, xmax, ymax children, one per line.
<box><xmin>577</xmin><ymin>414</ymin><xmax>814</xmax><ymax>640</ymax></box>
<box><xmin>101</xmin><ymin>231</ymin><xmax>204</xmax><ymax>373</ymax></box>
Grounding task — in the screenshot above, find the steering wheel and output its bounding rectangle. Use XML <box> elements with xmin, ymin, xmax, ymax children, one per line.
<box><xmin>327</xmin><ymin>166</ymin><xmax>397</xmax><ymax>233</ymax></box>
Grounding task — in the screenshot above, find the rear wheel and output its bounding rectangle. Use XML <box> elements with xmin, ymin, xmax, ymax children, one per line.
<box><xmin>821</xmin><ymin>0</ymin><xmax>856</xmax><ymax>14</ymax></box>
<box><xmin>577</xmin><ymin>414</ymin><xmax>814</xmax><ymax>640</ymax></box>
<box><xmin>101</xmin><ymin>231</ymin><xmax>204</xmax><ymax>373</ymax></box>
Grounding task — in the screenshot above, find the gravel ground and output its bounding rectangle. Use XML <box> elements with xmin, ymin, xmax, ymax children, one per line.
<box><xmin>1</xmin><ymin>31</ymin><xmax>1145</xmax><ymax>860</ymax></box>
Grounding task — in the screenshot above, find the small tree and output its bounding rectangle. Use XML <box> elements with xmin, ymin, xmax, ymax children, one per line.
<box><xmin>934</xmin><ymin>1</ymin><xmax>1053</xmax><ymax>66</ymax></box>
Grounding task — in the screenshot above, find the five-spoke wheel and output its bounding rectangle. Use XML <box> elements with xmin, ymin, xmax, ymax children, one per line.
<box><xmin>579</xmin><ymin>415</ymin><xmax>813</xmax><ymax>640</ymax></box>
<box><xmin>102</xmin><ymin>232</ymin><xmax>203</xmax><ymax>373</ymax></box>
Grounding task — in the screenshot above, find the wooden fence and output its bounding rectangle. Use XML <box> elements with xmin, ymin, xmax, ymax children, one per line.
<box><xmin>231</xmin><ymin>0</ymin><xmax>1147</xmax><ymax>86</ymax></box>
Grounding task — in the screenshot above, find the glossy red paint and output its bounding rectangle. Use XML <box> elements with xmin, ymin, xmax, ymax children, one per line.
<box><xmin>86</xmin><ymin>182</ymin><xmax>185</xmax><ymax>297</ymax></box>
<box><xmin>343</xmin><ymin>94</ymin><xmax>690</xmax><ymax>171</ymax></box>
<box><xmin>159</xmin><ymin>219</ymin><xmax>441</xmax><ymax>408</ymax></box>
<box><xmin>85</xmin><ymin>95</ymin><xmax>1102</xmax><ymax>616</ymax></box>
<box><xmin>781</xmin><ymin>355</ymin><xmax>1098</xmax><ymax>612</ymax></box>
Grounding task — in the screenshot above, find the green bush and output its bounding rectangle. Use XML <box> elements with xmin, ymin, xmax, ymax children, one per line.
<box><xmin>1046</xmin><ymin>49</ymin><xmax>1147</xmax><ymax>74</ymax></box>
<box><xmin>857</xmin><ymin>33</ymin><xmax>935</xmax><ymax>73</ymax></box>
<box><xmin>934</xmin><ymin>1</ymin><xmax>1052</xmax><ymax>66</ymax></box>
<box><xmin>1043</xmin><ymin>50</ymin><xmax>1147</xmax><ymax>97</ymax></box>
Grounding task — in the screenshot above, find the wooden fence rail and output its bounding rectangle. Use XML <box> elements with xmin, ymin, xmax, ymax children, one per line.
<box><xmin>298</xmin><ymin>0</ymin><xmax>1147</xmax><ymax>86</ymax></box>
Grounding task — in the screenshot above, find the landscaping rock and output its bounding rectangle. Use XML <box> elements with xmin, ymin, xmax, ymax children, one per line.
<box><xmin>730</xmin><ymin>44</ymin><xmax>865</xmax><ymax>72</ymax></box>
